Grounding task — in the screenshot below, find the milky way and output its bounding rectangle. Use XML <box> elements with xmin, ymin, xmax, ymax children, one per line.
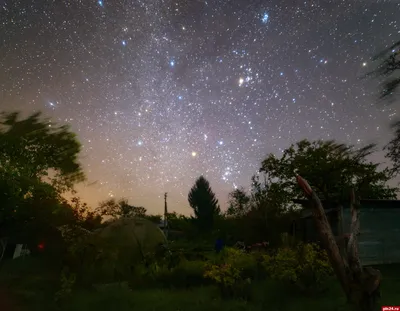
<box><xmin>1</xmin><ymin>0</ymin><xmax>400</xmax><ymax>213</ymax></box>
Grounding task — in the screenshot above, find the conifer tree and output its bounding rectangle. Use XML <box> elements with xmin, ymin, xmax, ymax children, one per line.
<box><xmin>188</xmin><ymin>176</ymin><xmax>220</xmax><ymax>232</ymax></box>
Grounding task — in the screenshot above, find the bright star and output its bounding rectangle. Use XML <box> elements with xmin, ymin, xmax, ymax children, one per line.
<box><xmin>170</xmin><ymin>60</ymin><xmax>175</xmax><ymax>67</ymax></box>
<box><xmin>122</xmin><ymin>40</ymin><xmax>127</xmax><ymax>46</ymax></box>
<box><xmin>98</xmin><ymin>0</ymin><xmax>103</xmax><ymax>7</ymax></box>
<box><xmin>261</xmin><ymin>12</ymin><xmax>269</xmax><ymax>23</ymax></box>
<box><xmin>191</xmin><ymin>151</ymin><xmax>197</xmax><ymax>157</ymax></box>
<box><xmin>238</xmin><ymin>77</ymin><xmax>244</xmax><ymax>86</ymax></box>
<box><xmin>362</xmin><ymin>62</ymin><xmax>367</xmax><ymax>67</ymax></box>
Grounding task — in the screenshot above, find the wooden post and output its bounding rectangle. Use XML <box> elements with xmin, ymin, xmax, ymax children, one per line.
<box><xmin>164</xmin><ymin>193</ymin><xmax>168</xmax><ymax>239</ymax></box>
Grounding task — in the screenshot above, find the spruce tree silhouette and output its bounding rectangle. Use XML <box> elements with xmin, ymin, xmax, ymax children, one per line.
<box><xmin>188</xmin><ymin>176</ymin><xmax>220</xmax><ymax>233</ymax></box>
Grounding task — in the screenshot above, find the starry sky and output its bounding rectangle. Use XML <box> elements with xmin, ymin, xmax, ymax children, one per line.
<box><xmin>1</xmin><ymin>0</ymin><xmax>400</xmax><ymax>214</ymax></box>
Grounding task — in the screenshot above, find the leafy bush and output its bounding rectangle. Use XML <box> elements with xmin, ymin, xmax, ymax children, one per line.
<box><xmin>165</xmin><ymin>260</ymin><xmax>209</xmax><ymax>288</ymax></box>
<box><xmin>131</xmin><ymin>259</ymin><xmax>209</xmax><ymax>289</ymax></box>
<box><xmin>204</xmin><ymin>247</ymin><xmax>255</xmax><ymax>299</ymax></box>
<box><xmin>54</xmin><ymin>267</ymin><xmax>76</xmax><ymax>302</ymax></box>
<box><xmin>218</xmin><ymin>247</ymin><xmax>258</xmax><ymax>279</ymax></box>
<box><xmin>204</xmin><ymin>262</ymin><xmax>251</xmax><ymax>299</ymax></box>
<box><xmin>262</xmin><ymin>243</ymin><xmax>333</xmax><ymax>294</ymax></box>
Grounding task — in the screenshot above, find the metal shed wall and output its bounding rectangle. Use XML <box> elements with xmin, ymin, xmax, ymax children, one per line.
<box><xmin>342</xmin><ymin>207</ymin><xmax>400</xmax><ymax>265</ymax></box>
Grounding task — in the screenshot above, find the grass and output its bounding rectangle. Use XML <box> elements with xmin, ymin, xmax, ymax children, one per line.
<box><xmin>63</xmin><ymin>280</ymin><xmax>351</xmax><ymax>311</ymax></box>
<box><xmin>0</xmin><ymin>257</ymin><xmax>399</xmax><ymax>311</ymax></box>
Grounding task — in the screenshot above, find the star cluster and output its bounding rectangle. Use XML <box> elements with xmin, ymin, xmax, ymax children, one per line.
<box><xmin>1</xmin><ymin>0</ymin><xmax>399</xmax><ymax>212</ymax></box>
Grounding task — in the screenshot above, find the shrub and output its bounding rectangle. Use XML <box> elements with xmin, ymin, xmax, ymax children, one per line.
<box><xmin>204</xmin><ymin>262</ymin><xmax>251</xmax><ymax>299</ymax></box>
<box><xmin>204</xmin><ymin>247</ymin><xmax>255</xmax><ymax>299</ymax></box>
<box><xmin>218</xmin><ymin>247</ymin><xmax>258</xmax><ymax>279</ymax></box>
<box><xmin>137</xmin><ymin>259</ymin><xmax>209</xmax><ymax>289</ymax></box>
<box><xmin>168</xmin><ymin>260</ymin><xmax>209</xmax><ymax>288</ymax></box>
<box><xmin>262</xmin><ymin>243</ymin><xmax>333</xmax><ymax>294</ymax></box>
<box><xmin>54</xmin><ymin>267</ymin><xmax>76</xmax><ymax>302</ymax></box>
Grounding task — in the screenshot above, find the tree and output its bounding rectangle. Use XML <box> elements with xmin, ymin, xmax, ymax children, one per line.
<box><xmin>0</xmin><ymin>111</ymin><xmax>85</xmax><ymax>252</ymax></box>
<box><xmin>224</xmin><ymin>176</ymin><xmax>299</xmax><ymax>245</ymax></box>
<box><xmin>0</xmin><ymin>111</ymin><xmax>84</xmax><ymax>188</ymax></box>
<box><xmin>96</xmin><ymin>198</ymin><xmax>147</xmax><ymax>219</ymax></box>
<box><xmin>226</xmin><ymin>187</ymin><xmax>251</xmax><ymax>218</ymax></box>
<box><xmin>369</xmin><ymin>40</ymin><xmax>400</xmax><ymax>174</ymax></box>
<box><xmin>368</xmin><ymin>40</ymin><xmax>400</xmax><ymax>101</ymax></box>
<box><xmin>296</xmin><ymin>174</ymin><xmax>381</xmax><ymax>311</ymax></box>
<box><xmin>260</xmin><ymin>139</ymin><xmax>397</xmax><ymax>203</ymax></box>
<box><xmin>67</xmin><ymin>196</ymin><xmax>102</xmax><ymax>231</ymax></box>
<box><xmin>143</xmin><ymin>214</ymin><xmax>163</xmax><ymax>225</ymax></box>
<box><xmin>188</xmin><ymin>176</ymin><xmax>221</xmax><ymax>232</ymax></box>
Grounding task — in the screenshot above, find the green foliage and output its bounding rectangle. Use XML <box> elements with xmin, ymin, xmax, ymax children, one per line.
<box><xmin>143</xmin><ymin>214</ymin><xmax>163</xmax><ymax>224</ymax></box>
<box><xmin>188</xmin><ymin>176</ymin><xmax>221</xmax><ymax>233</ymax></box>
<box><xmin>260</xmin><ymin>139</ymin><xmax>397</xmax><ymax>202</ymax></box>
<box><xmin>130</xmin><ymin>259</ymin><xmax>209</xmax><ymax>289</ymax></box>
<box><xmin>66</xmin><ymin>217</ymin><xmax>166</xmax><ymax>285</ymax></box>
<box><xmin>54</xmin><ymin>268</ymin><xmax>76</xmax><ymax>302</ymax></box>
<box><xmin>0</xmin><ymin>111</ymin><xmax>84</xmax><ymax>186</ymax></box>
<box><xmin>262</xmin><ymin>243</ymin><xmax>333</xmax><ymax>294</ymax></box>
<box><xmin>0</xmin><ymin>111</ymin><xmax>85</xmax><ymax>250</ymax></box>
<box><xmin>218</xmin><ymin>247</ymin><xmax>258</xmax><ymax>279</ymax></box>
<box><xmin>226</xmin><ymin>187</ymin><xmax>251</xmax><ymax>218</ymax></box>
<box><xmin>168</xmin><ymin>260</ymin><xmax>208</xmax><ymax>288</ymax></box>
<box><xmin>224</xmin><ymin>180</ymin><xmax>299</xmax><ymax>245</ymax></box>
<box><xmin>204</xmin><ymin>247</ymin><xmax>256</xmax><ymax>299</ymax></box>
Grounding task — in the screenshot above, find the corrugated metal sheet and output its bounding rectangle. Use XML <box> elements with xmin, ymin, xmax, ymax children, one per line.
<box><xmin>342</xmin><ymin>208</ymin><xmax>400</xmax><ymax>265</ymax></box>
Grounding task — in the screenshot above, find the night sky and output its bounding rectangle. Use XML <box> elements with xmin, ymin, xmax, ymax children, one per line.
<box><xmin>1</xmin><ymin>0</ymin><xmax>399</xmax><ymax>214</ymax></box>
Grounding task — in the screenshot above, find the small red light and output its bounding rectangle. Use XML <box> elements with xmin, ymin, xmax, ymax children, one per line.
<box><xmin>38</xmin><ymin>243</ymin><xmax>45</xmax><ymax>250</ymax></box>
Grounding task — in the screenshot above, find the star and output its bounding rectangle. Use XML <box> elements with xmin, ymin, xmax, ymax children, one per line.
<box><xmin>1</xmin><ymin>0</ymin><xmax>395</xmax><ymax>213</ymax></box>
<box><xmin>261</xmin><ymin>12</ymin><xmax>269</xmax><ymax>23</ymax></box>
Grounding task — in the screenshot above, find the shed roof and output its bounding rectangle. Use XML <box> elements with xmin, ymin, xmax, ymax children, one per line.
<box><xmin>293</xmin><ymin>199</ymin><xmax>400</xmax><ymax>209</ymax></box>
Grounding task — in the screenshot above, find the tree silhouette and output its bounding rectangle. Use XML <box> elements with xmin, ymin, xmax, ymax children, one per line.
<box><xmin>0</xmin><ymin>111</ymin><xmax>85</xmax><ymax>249</ymax></box>
<box><xmin>369</xmin><ymin>39</ymin><xmax>400</xmax><ymax>174</ymax></box>
<box><xmin>368</xmin><ymin>40</ymin><xmax>400</xmax><ymax>101</ymax></box>
<box><xmin>188</xmin><ymin>176</ymin><xmax>220</xmax><ymax>232</ymax></box>
<box><xmin>226</xmin><ymin>187</ymin><xmax>250</xmax><ymax>218</ymax></box>
<box><xmin>96</xmin><ymin>198</ymin><xmax>147</xmax><ymax>219</ymax></box>
<box><xmin>260</xmin><ymin>139</ymin><xmax>397</xmax><ymax>202</ymax></box>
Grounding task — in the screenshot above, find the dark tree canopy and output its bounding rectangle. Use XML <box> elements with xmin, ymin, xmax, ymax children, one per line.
<box><xmin>96</xmin><ymin>198</ymin><xmax>147</xmax><ymax>219</ymax></box>
<box><xmin>188</xmin><ymin>176</ymin><xmax>221</xmax><ymax>232</ymax></box>
<box><xmin>0</xmin><ymin>111</ymin><xmax>86</xmax><ymax>249</ymax></box>
<box><xmin>368</xmin><ymin>40</ymin><xmax>400</xmax><ymax>101</ymax></box>
<box><xmin>0</xmin><ymin>111</ymin><xmax>84</xmax><ymax>187</ymax></box>
<box><xmin>226</xmin><ymin>187</ymin><xmax>251</xmax><ymax>218</ymax></box>
<box><xmin>260</xmin><ymin>139</ymin><xmax>397</xmax><ymax>202</ymax></box>
<box><xmin>369</xmin><ymin>39</ymin><xmax>400</xmax><ymax>174</ymax></box>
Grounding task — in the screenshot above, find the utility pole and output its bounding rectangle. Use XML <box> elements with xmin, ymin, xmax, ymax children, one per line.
<box><xmin>164</xmin><ymin>192</ymin><xmax>168</xmax><ymax>239</ymax></box>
